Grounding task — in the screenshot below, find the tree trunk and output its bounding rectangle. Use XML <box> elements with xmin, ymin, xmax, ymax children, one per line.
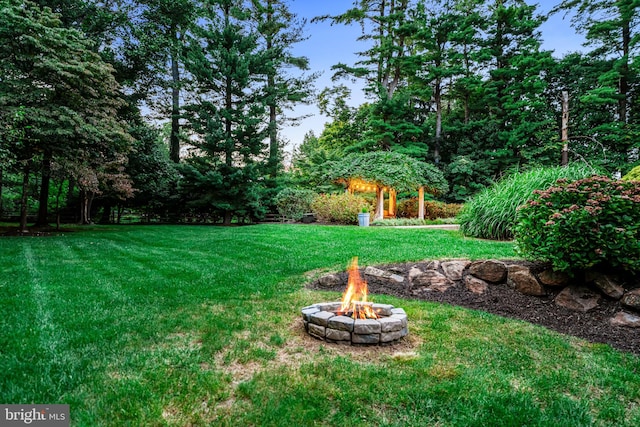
<box><xmin>266</xmin><ymin>4</ymin><xmax>279</xmax><ymax>179</ymax></box>
<box><xmin>170</xmin><ymin>38</ymin><xmax>181</xmax><ymax>163</ymax></box>
<box><xmin>66</xmin><ymin>177</ymin><xmax>75</xmax><ymax>207</ymax></box>
<box><xmin>463</xmin><ymin>43</ymin><xmax>471</xmax><ymax>124</ymax></box>
<box><xmin>224</xmin><ymin>3</ymin><xmax>233</xmax><ymax>168</ymax></box>
<box><xmin>55</xmin><ymin>180</ymin><xmax>63</xmax><ymax>230</ymax></box>
<box><xmin>619</xmin><ymin>21</ymin><xmax>630</xmax><ymax>124</ymax></box>
<box><xmin>100</xmin><ymin>202</ymin><xmax>112</xmax><ymax>224</ymax></box>
<box><xmin>79</xmin><ymin>190</ymin><xmax>94</xmax><ymax>224</ymax></box>
<box><xmin>117</xmin><ymin>205</ymin><xmax>124</xmax><ymax>224</ymax></box>
<box><xmin>79</xmin><ymin>191</ymin><xmax>86</xmax><ymax>224</ymax></box>
<box><xmin>434</xmin><ymin>78</ymin><xmax>442</xmax><ymax>164</ymax></box>
<box><xmin>223</xmin><ymin>211</ymin><xmax>232</xmax><ymax>226</ymax></box>
<box><xmin>87</xmin><ymin>192</ymin><xmax>94</xmax><ymax>224</ymax></box>
<box><xmin>35</xmin><ymin>151</ymin><xmax>52</xmax><ymax>226</ymax></box>
<box><xmin>267</xmin><ymin>83</ymin><xmax>278</xmax><ymax>176</ymax></box>
<box><xmin>19</xmin><ymin>161</ymin><xmax>31</xmax><ymax>233</ymax></box>
<box><xmin>0</xmin><ymin>167</ymin><xmax>4</xmax><ymax>218</ymax></box>
<box><xmin>561</xmin><ymin>91</ymin><xmax>569</xmax><ymax>166</ymax></box>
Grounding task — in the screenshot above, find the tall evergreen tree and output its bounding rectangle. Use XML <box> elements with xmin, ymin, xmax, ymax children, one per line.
<box><xmin>316</xmin><ymin>0</ymin><xmax>420</xmax><ymax>153</ymax></box>
<box><xmin>135</xmin><ymin>0</ymin><xmax>197</xmax><ymax>163</ymax></box>
<box><xmin>408</xmin><ymin>0</ymin><xmax>464</xmax><ymax>163</ymax></box>
<box><xmin>183</xmin><ymin>0</ymin><xmax>268</xmax><ymax>224</ymax></box>
<box><xmin>553</xmin><ymin>0</ymin><xmax>640</xmax><ymax>170</ymax></box>
<box><xmin>544</xmin><ymin>53</ymin><xmax>621</xmax><ymax>169</ymax></box>
<box><xmin>251</xmin><ymin>0</ymin><xmax>316</xmax><ymax>180</ymax></box>
<box><xmin>477</xmin><ymin>0</ymin><xmax>555</xmax><ymax>172</ymax></box>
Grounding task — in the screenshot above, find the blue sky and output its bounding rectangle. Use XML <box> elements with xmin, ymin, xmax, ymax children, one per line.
<box><xmin>280</xmin><ymin>0</ymin><xmax>586</xmax><ymax>158</ymax></box>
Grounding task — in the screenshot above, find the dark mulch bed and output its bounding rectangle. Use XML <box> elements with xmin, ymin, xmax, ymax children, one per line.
<box><xmin>307</xmin><ymin>260</ymin><xmax>640</xmax><ymax>356</ymax></box>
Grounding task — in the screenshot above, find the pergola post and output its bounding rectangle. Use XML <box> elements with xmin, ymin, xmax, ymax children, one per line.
<box><xmin>376</xmin><ymin>186</ymin><xmax>384</xmax><ymax>220</ymax></box>
<box><xmin>389</xmin><ymin>189</ymin><xmax>396</xmax><ymax>217</ymax></box>
<box><xmin>418</xmin><ymin>186</ymin><xmax>425</xmax><ymax>220</ymax></box>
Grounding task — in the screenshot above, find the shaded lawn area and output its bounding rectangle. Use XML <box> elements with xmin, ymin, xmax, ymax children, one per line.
<box><xmin>1</xmin><ymin>224</ymin><xmax>638</xmax><ymax>426</ymax></box>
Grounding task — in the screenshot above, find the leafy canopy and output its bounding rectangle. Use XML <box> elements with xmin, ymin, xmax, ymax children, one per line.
<box><xmin>328</xmin><ymin>151</ymin><xmax>448</xmax><ymax>195</ymax></box>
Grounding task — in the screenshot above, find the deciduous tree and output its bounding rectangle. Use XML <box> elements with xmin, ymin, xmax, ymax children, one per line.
<box><xmin>0</xmin><ymin>0</ymin><xmax>133</xmax><ymax>226</ymax></box>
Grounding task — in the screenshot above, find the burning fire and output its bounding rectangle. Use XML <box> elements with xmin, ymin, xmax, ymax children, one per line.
<box><xmin>339</xmin><ymin>257</ymin><xmax>378</xmax><ymax>320</ymax></box>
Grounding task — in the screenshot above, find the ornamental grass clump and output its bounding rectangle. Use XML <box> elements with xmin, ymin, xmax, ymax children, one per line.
<box><xmin>458</xmin><ymin>164</ymin><xmax>595</xmax><ymax>240</ymax></box>
<box><xmin>311</xmin><ymin>193</ymin><xmax>371</xmax><ymax>225</ymax></box>
<box><xmin>622</xmin><ymin>165</ymin><xmax>640</xmax><ymax>181</ymax></box>
<box><xmin>514</xmin><ymin>176</ymin><xmax>640</xmax><ymax>275</ymax></box>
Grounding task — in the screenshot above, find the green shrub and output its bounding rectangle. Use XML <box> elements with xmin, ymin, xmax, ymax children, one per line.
<box><xmin>397</xmin><ymin>198</ymin><xmax>463</xmax><ymax>219</ymax></box>
<box><xmin>458</xmin><ymin>164</ymin><xmax>596</xmax><ymax>240</ymax></box>
<box><xmin>396</xmin><ymin>198</ymin><xmax>420</xmax><ymax>218</ymax></box>
<box><xmin>622</xmin><ymin>165</ymin><xmax>640</xmax><ymax>181</ymax></box>
<box><xmin>311</xmin><ymin>193</ymin><xmax>371</xmax><ymax>225</ymax></box>
<box><xmin>514</xmin><ymin>176</ymin><xmax>640</xmax><ymax>274</ymax></box>
<box><xmin>273</xmin><ymin>188</ymin><xmax>316</xmax><ymax>221</ymax></box>
<box><xmin>425</xmin><ymin>200</ymin><xmax>463</xmax><ymax>219</ymax></box>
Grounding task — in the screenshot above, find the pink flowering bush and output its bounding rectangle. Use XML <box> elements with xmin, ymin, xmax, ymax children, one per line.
<box><xmin>514</xmin><ymin>176</ymin><xmax>640</xmax><ymax>274</ymax></box>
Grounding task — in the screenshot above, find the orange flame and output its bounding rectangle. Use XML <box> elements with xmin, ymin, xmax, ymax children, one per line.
<box><xmin>339</xmin><ymin>257</ymin><xmax>378</xmax><ymax>320</ymax></box>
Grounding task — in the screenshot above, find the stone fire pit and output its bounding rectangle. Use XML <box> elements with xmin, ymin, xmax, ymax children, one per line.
<box><xmin>301</xmin><ymin>302</ymin><xmax>408</xmax><ymax>345</ymax></box>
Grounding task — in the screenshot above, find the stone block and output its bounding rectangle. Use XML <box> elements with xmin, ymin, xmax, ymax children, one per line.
<box><xmin>412</xmin><ymin>270</ymin><xmax>454</xmax><ymax>292</ymax></box>
<box><xmin>622</xmin><ymin>288</ymin><xmax>640</xmax><ymax>310</ymax></box>
<box><xmin>507</xmin><ymin>265</ymin><xmax>546</xmax><ymax>296</ymax></box>
<box><xmin>308</xmin><ymin>323</ymin><xmax>325</xmax><ymax>339</ymax></box>
<box><xmin>555</xmin><ymin>286</ymin><xmax>600</xmax><ymax>312</ymax></box>
<box><xmin>352</xmin><ymin>333</ymin><xmax>380</xmax><ymax>344</ymax></box>
<box><xmin>372</xmin><ymin>303</ymin><xmax>394</xmax><ymax>316</ymax></box>
<box><xmin>465</xmin><ymin>275</ymin><xmax>488</xmax><ymax>294</ymax></box>
<box><xmin>378</xmin><ymin>316</ymin><xmax>403</xmax><ymax>332</ymax></box>
<box><xmin>610</xmin><ymin>311</ymin><xmax>640</xmax><ymax>328</ymax></box>
<box><xmin>354</xmin><ymin>319</ymin><xmax>381</xmax><ymax>334</ymax></box>
<box><xmin>408</xmin><ymin>266</ymin><xmax>423</xmax><ymax>281</ymax></box>
<box><xmin>301</xmin><ymin>307</ymin><xmax>320</xmax><ymax>321</ymax></box>
<box><xmin>326</xmin><ymin>328</ymin><xmax>352</xmax><ymax>341</ymax></box>
<box><xmin>425</xmin><ymin>260</ymin><xmax>440</xmax><ymax>271</ymax></box>
<box><xmin>309</xmin><ymin>310</ymin><xmax>335</xmax><ymax>326</ymax></box>
<box><xmin>316</xmin><ymin>302</ymin><xmax>342</xmax><ymax>312</ymax></box>
<box><xmin>591</xmin><ymin>273</ymin><xmax>625</xmax><ymax>300</ymax></box>
<box><xmin>328</xmin><ymin>315</ymin><xmax>355</xmax><ymax>332</ymax></box>
<box><xmin>365</xmin><ymin>266</ymin><xmax>405</xmax><ymax>283</ymax></box>
<box><xmin>469</xmin><ymin>260</ymin><xmax>507</xmax><ymax>283</ymax></box>
<box><xmin>380</xmin><ymin>330</ymin><xmax>403</xmax><ymax>343</ymax></box>
<box><xmin>537</xmin><ymin>269</ymin><xmax>569</xmax><ymax>287</ymax></box>
<box><xmin>441</xmin><ymin>260</ymin><xmax>470</xmax><ymax>281</ymax></box>
<box><xmin>390</xmin><ymin>313</ymin><xmax>408</xmax><ymax>328</ymax></box>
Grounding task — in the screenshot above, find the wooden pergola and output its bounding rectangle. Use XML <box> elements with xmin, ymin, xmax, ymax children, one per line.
<box><xmin>330</xmin><ymin>151</ymin><xmax>448</xmax><ymax>221</ymax></box>
<box><xmin>345</xmin><ymin>177</ymin><xmax>426</xmax><ymax>220</ymax></box>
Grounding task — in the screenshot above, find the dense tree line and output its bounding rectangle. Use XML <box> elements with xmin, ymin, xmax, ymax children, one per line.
<box><xmin>0</xmin><ymin>0</ymin><xmax>314</xmax><ymax>226</ymax></box>
<box><xmin>296</xmin><ymin>0</ymin><xmax>640</xmax><ymax>202</ymax></box>
<box><xmin>1</xmin><ymin>0</ymin><xmax>638</xmax><ymax>226</ymax></box>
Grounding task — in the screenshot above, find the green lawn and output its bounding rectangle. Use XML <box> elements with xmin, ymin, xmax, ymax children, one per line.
<box><xmin>1</xmin><ymin>224</ymin><xmax>638</xmax><ymax>426</ymax></box>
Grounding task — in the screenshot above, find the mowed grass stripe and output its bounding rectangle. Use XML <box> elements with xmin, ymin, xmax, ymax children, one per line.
<box><xmin>1</xmin><ymin>244</ymin><xmax>96</xmax><ymax>402</ymax></box>
<box><xmin>1</xmin><ymin>225</ymin><xmax>638</xmax><ymax>426</ymax></box>
<box><xmin>1</xmin><ymin>241</ymin><xmax>43</xmax><ymax>402</ymax></box>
